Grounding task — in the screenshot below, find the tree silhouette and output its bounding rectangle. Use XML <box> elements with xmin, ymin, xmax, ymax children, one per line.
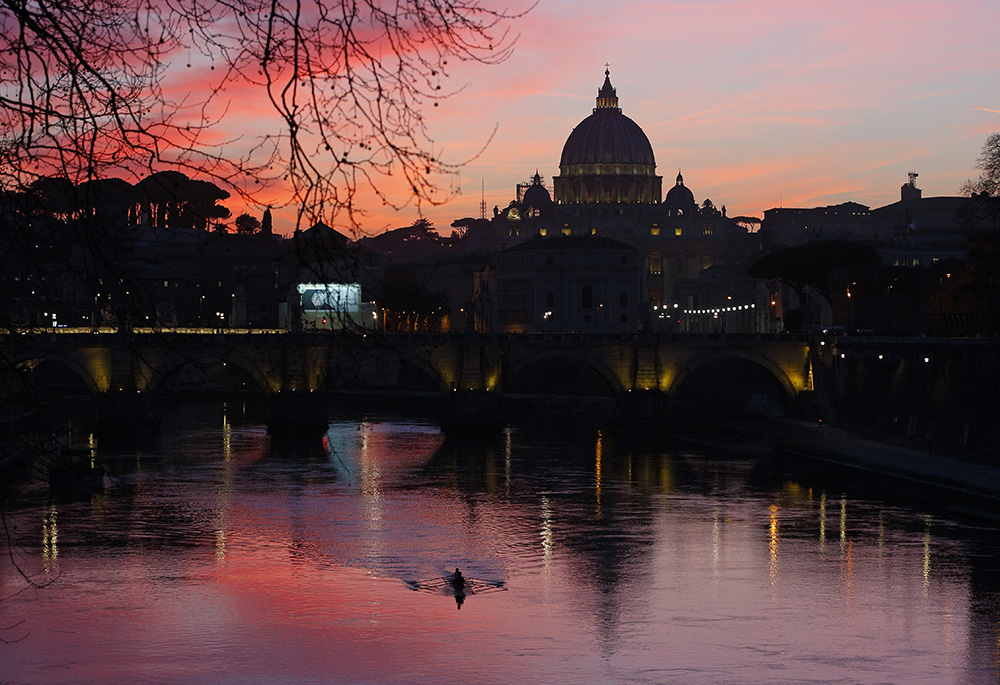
<box><xmin>749</xmin><ymin>239</ymin><xmax>881</xmax><ymax>307</ymax></box>
<box><xmin>235</xmin><ymin>213</ymin><xmax>262</xmax><ymax>236</ymax></box>
<box><xmin>0</xmin><ymin>0</ymin><xmax>526</xmax><ymax>233</ymax></box>
<box><xmin>961</xmin><ymin>133</ymin><xmax>1000</xmax><ymax>197</ymax></box>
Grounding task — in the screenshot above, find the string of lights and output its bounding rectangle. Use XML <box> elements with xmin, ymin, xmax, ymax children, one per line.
<box><xmin>683</xmin><ymin>303</ymin><xmax>757</xmax><ymax>315</ymax></box>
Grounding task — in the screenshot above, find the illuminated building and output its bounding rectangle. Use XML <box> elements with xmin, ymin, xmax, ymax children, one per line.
<box><xmin>474</xmin><ymin>69</ymin><xmax>760</xmax><ymax>332</ymax></box>
<box><xmin>482</xmin><ymin>235</ymin><xmax>639</xmax><ymax>333</ymax></box>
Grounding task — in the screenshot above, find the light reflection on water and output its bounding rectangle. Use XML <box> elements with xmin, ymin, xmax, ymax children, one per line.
<box><xmin>2</xmin><ymin>404</ymin><xmax>999</xmax><ymax>684</ymax></box>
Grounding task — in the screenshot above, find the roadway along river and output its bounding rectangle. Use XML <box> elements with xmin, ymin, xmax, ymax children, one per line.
<box><xmin>2</xmin><ymin>401</ymin><xmax>999</xmax><ymax>683</ymax></box>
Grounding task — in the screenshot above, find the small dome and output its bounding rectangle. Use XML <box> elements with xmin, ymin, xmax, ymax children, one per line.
<box><xmin>664</xmin><ymin>170</ymin><xmax>695</xmax><ymax>210</ymax></box>
<box><xmin>521</xmin><ymin>172</ymin><xmax>552</xmax><ymax>208</ymax></box>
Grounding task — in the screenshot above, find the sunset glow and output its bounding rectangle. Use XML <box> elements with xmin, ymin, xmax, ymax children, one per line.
<box><xmin>247</xmin><ymin>0</ymin><xmax>999</xmax><ymax>236</ymax></box>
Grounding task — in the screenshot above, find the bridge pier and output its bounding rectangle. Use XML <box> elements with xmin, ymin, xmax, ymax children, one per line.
<box><xmin>268</xmin><ymin>390</ymin><xmax>328</xmax><ymax>436</ymax></box>
<box><xmin>613</xmin><ymin>389</ymin><xmax>672</xmax><ymax>433</ymax></box>
<box><xmin>441</xmin><ymin>389</ymin><xmax>502</xmax><ymax>434</ymax></box>
<box><xmin>94</xmin><ymin>390</ymin><xmax>159</xmax><ymax>437</ymax></box>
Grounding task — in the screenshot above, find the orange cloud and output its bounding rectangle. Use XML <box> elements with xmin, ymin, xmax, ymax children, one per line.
<box><xmin>94</xmin><ymin>0</ymin><xmax>1000</xmax><ymax>235</ymax></box>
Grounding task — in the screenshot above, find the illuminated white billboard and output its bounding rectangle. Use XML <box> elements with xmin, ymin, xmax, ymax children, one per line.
<box><xmin>296</xmin><ymin>283</ymin><xmax>361</xmax><ymax>312</ymax></box>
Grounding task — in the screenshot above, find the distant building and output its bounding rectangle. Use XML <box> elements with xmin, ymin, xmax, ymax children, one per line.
<box><xmin>761</xmin><ymin>201</ymin><xmax>876</xmax><ymax>248</ymax></box>
<box><xmin>756</xmin><ymin>175</ymin><xmax>1000</xmax><ymax>335</ymax></box>
<box><xmin>480</xmin><ymin>235</ymin><xmax>639</xmax><ymax>333</ymax></box>
<box><xmin>471</xmin><ymin>69</ymin><xmax>760</xmax><ymax>331</ymax></box>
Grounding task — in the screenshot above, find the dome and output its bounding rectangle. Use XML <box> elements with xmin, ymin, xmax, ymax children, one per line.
<box><xmin>559</xmin><ymin>72</ymin><xmax>655</xmax><ymax>169</ymax></box>
<box><xmin>664</xmin><ymin>171</ymin><xmax>694</xmax><ymax>204</ymax></box>
<box><xmin>559</xmin><ymin>112</ymin><xmax>656</xmax><ymax>168</ymax></box>
<box><xmin>554</xmin><ymin>70</ymin><xmax>661</xmax><ymax>205</ymax></box>
<box><xmin>664</xmin><ymin>170</ymin><xmax>696</xmax><ymax>216</ymax></box>
<box><xmin>521</xmin><ymin>171</ymin><xmax>552</xmax><ymax>209</ymax></box>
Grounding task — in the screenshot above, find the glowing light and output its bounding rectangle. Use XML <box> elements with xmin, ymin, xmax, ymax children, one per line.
<box><xmin>840</xmin><ymin>496</ymin><xmax>847</xmax><ymax>555</ymax></box>
<box><xmin>819</xmin><ymin>492</ymin><xmax>827</xmax><ymax>549</ymax></box>
<box><xmin>594</xmin><ymin>431</ymin><xmax>603</xmax><ymax>520</ymax></box>
<box><xmin>215</xmin><ymin>529</ymin><xmax>227</xmax><ymax>565</ymax></box>
<box><xmin>923</xmin><ymin>516</ymin><xmax>932</xmax><ymax>594</ymax></box>
<box><xmin>769</xmin><ymin>503</ymin><xmax>779</xmax><ymax>586</ymax></box>
<box><xmin>42</xmin><ymin>505</ymin><xmax>58</xmax><ymax>563</ymax></box>
<box><xmin>540</xmin><ymin>495</ymin><xmax>554</xmax><ymax>567</ymax></box>
<box><xmin>712</xmin><ymin>507</ymin><xmax>721</xmax><ymax>580</ymax></box>
<box><xmin>504</xmin><ymin>427</ymin><xmax>512</xmax><ymax>497</ymax></box>
<box><xmin>222</xmin><ymin>410</ymin><xmax>232</xmax><ymax>462</ymax></box>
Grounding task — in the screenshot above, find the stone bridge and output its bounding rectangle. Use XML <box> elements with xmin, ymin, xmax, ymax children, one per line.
<box><xmin>4</xmin><ymin>330</ymin><xmax>819</xmax><ymax>434</ymax></box>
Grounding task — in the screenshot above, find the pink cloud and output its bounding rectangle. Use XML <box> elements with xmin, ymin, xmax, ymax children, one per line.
<box><xmin>122</xmin><ymin>0</ymin><xmax>1000</xmax><ymax>235</ymax></box>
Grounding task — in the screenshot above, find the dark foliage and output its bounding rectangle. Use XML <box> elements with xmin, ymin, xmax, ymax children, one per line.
<box><xmin>748</xmin><ymin>239</ymin><xmax>881</xmax><ymax>306</ymax></box>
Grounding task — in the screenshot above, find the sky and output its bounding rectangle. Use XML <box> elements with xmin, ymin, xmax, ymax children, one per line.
<box><xmin>240</xmin><ymin>0</ymin><xmax>1000</xmax><ymax>236</ymax></box>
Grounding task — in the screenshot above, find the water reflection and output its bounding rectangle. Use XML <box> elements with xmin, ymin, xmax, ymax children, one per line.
<box><xmin>41</xmin><ymin>505</ymin><xmax>57</xmax><ymax>565</ymax></box>
<box><xmin>2</xmin><ymin>408</ymin><xmax>999</xmax><ymax>683</ymax></box>
<box><xmin>540</xmin><ymin>495</ymin><xmax>554</xmax><ymax>568</ymax></box>
<box><xmin>769</xmin><ymin>503</ymin><xmax>779</xmax><ymax>588</ymax></box>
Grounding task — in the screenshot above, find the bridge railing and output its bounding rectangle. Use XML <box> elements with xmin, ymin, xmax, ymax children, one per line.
<box><xmin>11</xmin><ymin>326</ymin><xmax>288</xmax><ymax>335</ymax></box>
<box><xmin>9</xmin><ymin>328</ymin><xmax>811</xmax><ymax>344</ymax></box>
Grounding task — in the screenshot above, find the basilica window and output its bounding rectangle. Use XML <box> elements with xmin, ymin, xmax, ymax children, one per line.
<box><xmin>674</xmin><ymin>227</ymin><xmax>683</xmax><ymax>236</ymax></box>
<box><xmin>648</xmin><ymin>253</ymin><xmax>662</xmax><ymax>275</ymax></box>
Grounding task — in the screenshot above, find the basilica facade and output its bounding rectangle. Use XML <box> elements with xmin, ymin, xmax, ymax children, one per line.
<box><xmin>478</xmin><ymin>70</ymin><xmax>759</xmax><ymax>333</ymax></box>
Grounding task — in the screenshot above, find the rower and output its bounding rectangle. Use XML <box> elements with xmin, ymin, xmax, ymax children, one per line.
<box><xmin>452</xmin><ymin>568</ymin><xmax>465</xmax><ymax>590</ymax></box>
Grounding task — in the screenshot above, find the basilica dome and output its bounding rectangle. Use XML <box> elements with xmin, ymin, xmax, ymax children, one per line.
<box><xmin>664</xmin><ymin>171</ymin><xmax>696</xmax><ymax>216</ymax></box>
<box><xmin>521</xmin><ymin>172</ymin><xmax>552</xmax><ymax>211</ymax></box>
<box><xmin>554</xmin><ymin>70</ymin><xmax>661</xmax><ymax>205</ymax></box>
<box><xmin>559</xmin><ymin>92</ymin><xmax>655</xmax><ymax>168</ymax></box>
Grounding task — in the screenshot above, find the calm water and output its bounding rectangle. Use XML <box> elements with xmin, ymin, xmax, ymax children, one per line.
<box><xmin>2</xmin><ymin>403</ymin><xmax>999</xmax><ymax>684</ymax></box>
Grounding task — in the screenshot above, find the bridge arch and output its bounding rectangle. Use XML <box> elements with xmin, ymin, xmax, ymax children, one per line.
<box><xmin>503</xmin><ymin>350</ymin><xmax>621</xmax><ymax>397</ymax></box>
<box><xmin>393</xmin><ymin>348</ymin><xmax>451</xmax><ymax>392</ymax></box>
<box><xmin>326</xmin><ymin>345</ymin><xmax>447</xmax><ymax>393</ymax></box>
<box><xmin>669</xmin><ymin>350</ymin><xmax>796</xmax><ymax>421</ymax></box>
<box><xmin>4</xmin><ymin>347</ymin><xmax>108</xmax><ymax>396</ymax></box>
<box><xmin>146</xmin><ymin>348</ymin><xmax>273</xmax><ymax>398</ymax></box>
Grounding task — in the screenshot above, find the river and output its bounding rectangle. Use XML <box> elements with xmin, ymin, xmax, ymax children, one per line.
<box><xmin>2</xmin><ymin>401</ymin><xmax>999</xmax><ymax>684</ymax></box>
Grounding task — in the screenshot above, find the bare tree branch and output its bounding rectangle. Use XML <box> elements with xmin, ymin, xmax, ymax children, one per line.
<box><xmin>1</xmin><ymin>0</ymin><xmax>529</xmax><ymax>234</ymax></box>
